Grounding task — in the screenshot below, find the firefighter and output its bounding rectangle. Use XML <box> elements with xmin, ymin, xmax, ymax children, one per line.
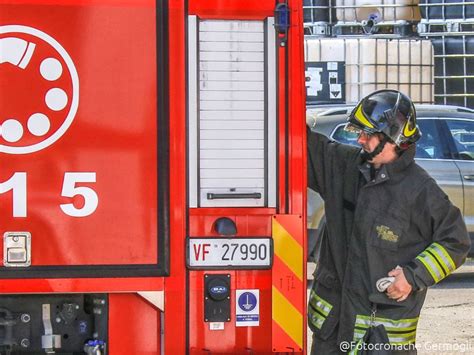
<box><xmin>306</xmin><ymin>89</ymin><xmax>471</xmax><ymax>354</ymax></box>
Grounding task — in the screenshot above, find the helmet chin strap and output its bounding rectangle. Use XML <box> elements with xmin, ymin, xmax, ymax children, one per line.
<box><xmin>361</xmin><ymin>135</ymin><xmax>390</xmax><ymax>162</ymax></box>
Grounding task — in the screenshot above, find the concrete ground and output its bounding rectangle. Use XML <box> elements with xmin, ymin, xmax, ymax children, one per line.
<box><xmin>307</xmin><ymin>260</ymin><xmax>474</xmax><ymax>354</ymax></box>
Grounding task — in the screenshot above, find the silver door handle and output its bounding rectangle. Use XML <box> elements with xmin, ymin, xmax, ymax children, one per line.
<box><xmin>463</xmin><ymin>175</ymin><xmax>474</xmax><ymax>180</ymax></box>
<box><xmin>207</xmin><ymin>193</ymin><xmax>262</xmax><ymax>200</ymax></box>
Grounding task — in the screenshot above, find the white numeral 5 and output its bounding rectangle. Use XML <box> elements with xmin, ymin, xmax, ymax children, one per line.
<box><xmin>60</xmin><ymin>172</ymin><xmax>98</xmax><ymax>217</ymax></box>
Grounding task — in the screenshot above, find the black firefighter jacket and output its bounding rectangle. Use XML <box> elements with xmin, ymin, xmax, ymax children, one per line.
<box><xmin>307</xmin><ymin>128</ymin><xmax>471</xmax><ymax>348</ymax></box>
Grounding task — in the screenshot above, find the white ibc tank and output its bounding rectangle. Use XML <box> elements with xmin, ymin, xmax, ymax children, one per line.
<box><xmin>335</xmin><ymin>0</ymin><xmax>421</xmax><ymax>23</ymax></box>
<box><xmin>304</xmin><ymin>37</ymin><xmax>434</xmax><ymax>104</ymax></box>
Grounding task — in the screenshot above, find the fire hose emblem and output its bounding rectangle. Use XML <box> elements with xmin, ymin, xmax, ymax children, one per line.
<box><xmin>0</xmin><ymin>25</ymin><xmax>79</xmax><ymax>154</ymax></box>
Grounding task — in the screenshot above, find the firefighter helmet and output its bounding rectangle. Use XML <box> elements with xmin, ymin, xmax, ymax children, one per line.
<box><xmin>346</xmin><ymin>90</ymin><xmax>421</xmax><ymax>148</ymax></box>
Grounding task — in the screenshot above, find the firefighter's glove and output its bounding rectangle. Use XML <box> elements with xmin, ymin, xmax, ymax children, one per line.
<box><xmin>386</xmin><ymin>267</ymin><xmax>412</xmax><ymax>302</ymax></box>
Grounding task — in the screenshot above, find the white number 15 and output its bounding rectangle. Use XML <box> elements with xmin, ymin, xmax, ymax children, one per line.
<box><xmin>0</xmin><ymin>172</ymin><xmax>98</xmax><ymax>218</ymax></box>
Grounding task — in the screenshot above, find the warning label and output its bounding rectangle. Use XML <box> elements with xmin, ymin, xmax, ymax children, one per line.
<box><xmin>305</xmin><ymin>61</ymin><xmax>345</xmax><ymax>105</ymax></box>
<box><xmin>236</xmin><ymin>290</ymin><xmax>260</xmax><ymax>327</ymax></box>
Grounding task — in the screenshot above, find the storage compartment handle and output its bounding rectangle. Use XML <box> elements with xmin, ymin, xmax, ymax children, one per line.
<box><xmin>207</xmin><ymin>193</ymin><xmax>262</xmax><ymax>200</ymax></box>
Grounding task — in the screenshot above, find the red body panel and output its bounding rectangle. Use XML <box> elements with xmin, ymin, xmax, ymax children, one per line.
<box><xmin>287</xmin><ymin>0</ymin><xmax>307</xmax><ymax>218</ymax></box>
<box><xmin>0</xmin><ymin>277</ymin><xmax>164</xmax><ymax>293</ymax></box>
<box><xmin>1</xmin><ymin>1</ymin><xmax>159</xmax><ymax>266</ymax></box>
<box><xmin>163</xmin><ymin>0</ymin><xmax>187</xmax><ymax>353</ymax></box>
<box><xmin>187</xmin><ymin>0</ymin><xmax>306</xmax><ymax>353</ymax></box>
<box><xmin>189</xmin><ymin>209</ymin><xmax>273</xmax><ymax>237</ymax></box>
<box><xmin>278</xmin><ymin>42</ymin><xmax>288</xmax><ymax>214</ymax></box>
<box><xmin>0</xmin><ymin>0</ymin><xmax>306</xmax><ymax>353</ymax></box>
<box><xmin>189</xmin><ymin>269</ymin><xmax>274</xmax><ymax>354</ymax></box>
<box><xmin>189</xmin><ymin>0</ymin><xmax>274</xmax><ymax>19</ymax></box>
<box><xmin>108</xmin><ymin>293</ymin><xmax>161</xmax><ymax>355</ymax></box>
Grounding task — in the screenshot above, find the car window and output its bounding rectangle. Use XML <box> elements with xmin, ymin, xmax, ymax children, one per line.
<box><xmin>445</xmin><ymin>119</ymin><xmax>474</xmax><ymax>160</ymax></box>
<box><xmin>416</xmin><ymin>119</ymin><xmax>446</xmax><ymax>159</ymax></box>
<box><xmin>330</xmin><ymin>124</ymin><xmax>359</xmax><ymax>146</ymax></box>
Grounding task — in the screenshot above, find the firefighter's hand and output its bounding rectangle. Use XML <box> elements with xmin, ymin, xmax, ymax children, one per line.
<box><xmin>386</xmin><ymin>267</ymin><xmax>412</xmax><ymax>302</ymax></box>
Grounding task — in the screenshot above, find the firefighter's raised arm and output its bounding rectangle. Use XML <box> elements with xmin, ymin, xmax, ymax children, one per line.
<box><xmin>306</xmin><ymin>123</ymin><xmax>359</xmax><ymax>201</ymax></box>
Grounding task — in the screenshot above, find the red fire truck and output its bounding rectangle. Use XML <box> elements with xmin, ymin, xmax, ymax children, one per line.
<box><xmin>0</xmin><ymin>0</ymin><xmax>307</xmax><ymax>353</ymax></box>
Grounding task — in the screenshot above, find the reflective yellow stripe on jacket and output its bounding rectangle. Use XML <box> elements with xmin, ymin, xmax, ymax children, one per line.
<box><xmin>353</xmin><ymin>314</ymin><xmax>418</xmax><ymax>345</ymax></box>
<box><xmin>416</xmin><ymin>242</ymin><xmax>456</xmax><ymax>283</ymax></box>
<box><xmin>308</xmin><ymin>290</ymin><xmax>333</xmax><ymax>330</ymax></box>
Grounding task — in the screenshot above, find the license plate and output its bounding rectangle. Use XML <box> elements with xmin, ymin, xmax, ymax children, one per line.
<box><xmin>187</xmin><ymin>238</ymin><xmax>272</xmax><ymax>269</ymax></box>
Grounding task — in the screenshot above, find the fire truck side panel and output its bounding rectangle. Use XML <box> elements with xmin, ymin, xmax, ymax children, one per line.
<box><xmin>163</xmin><ymin>0</ymin><xmax>187</xmax><ymax>353</ymax></box>
<box><xmin>188</xmin><ymin>0</ymin><xmax>275</xmax><ymax>20</ymax></box>
<box><xmin>288</xmin><ymin>0</ymin><xmax>307</xmax><ymax>222</ymax></box>
<box><xmin>0</xmin><ymin>277</ymin><xmax>165</xmax><ymax>294</ymax></box>
<box><xmin>188</xmin><ymin>269</ymin><xmax>273</xmax><ymax>354</ymax></box>
<box><xmin>186</xmin><ymin>0</ymin><xmax>306</xmax><ymax>353</ymax></box>
<box><xmin>189</xmin><ymin>213</ymin><xmax>273</xmax><ymax>237</ymax></box>
<box><xmin>0</xmin><ymin>0</ymin><xmax>167</xmax><ymax>278</ymax></box>
<box><xmin>0</xmin><ymin>0</ymin><xmax>306</xmax><ymax>353</ymax></box>
<box><xmin>108</xmin><ymin>294</ymin><xmax>161</xmax><ymax>355</ymax></box>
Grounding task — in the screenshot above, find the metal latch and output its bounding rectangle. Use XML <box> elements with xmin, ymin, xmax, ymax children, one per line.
<box><xmin>3</xmin><ymin>232</ymin><xmax>31</xmax><ymax>267</ymax></box>
<box><xmin>42</xmin><ymin>304</ymin><xmax>61</xmax><ymax>353</ymax></box>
